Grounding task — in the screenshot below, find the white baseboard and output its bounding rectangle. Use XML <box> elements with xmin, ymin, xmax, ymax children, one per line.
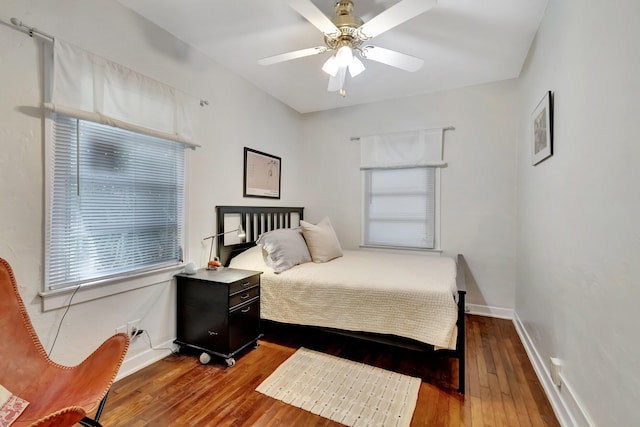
<box><xmin>465</xmin><ymin>303</ymin><xmax>513</xmax><ymax>319</ymax></box>
<box><xmin>513</xmin><ymin>314</ymin><xmax>593</xmax><ymax>427</ymax></box>
<box><xmin>115</xmin><ymin>338</ymin><xmax>178</xmax><ymax>382</ymax></box>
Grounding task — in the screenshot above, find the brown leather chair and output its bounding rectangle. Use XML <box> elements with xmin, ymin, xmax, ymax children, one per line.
<box><xmin>0</xmin><ymin>257</ymin><xmax>129</xmax><ymax>427</ymax></box>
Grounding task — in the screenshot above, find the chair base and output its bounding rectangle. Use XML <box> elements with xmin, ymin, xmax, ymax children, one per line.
<box><xmin>79</xmin><ymin>417</ymin><xmax>102</xmax><ymax>427</ymax></box>
<box><xmin>78</xmin><ymin>392</ymin><xmax>109</xmax><ymax>427</ymax></box>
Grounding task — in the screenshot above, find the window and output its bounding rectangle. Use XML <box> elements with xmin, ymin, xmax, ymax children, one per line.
<box><xmin>359</xmin><ymin>128</ymin><xmax>447</xmax><ymax>250</ymax></box>
<box><xmin>362</xmin><ymin>167</ymin><xmax>437</xmax><ymax>249</ymax></box>
<box><xmin>45</xmin><ymin>115</ymin><xmax>185</xmax><ymax>291</ymax></box>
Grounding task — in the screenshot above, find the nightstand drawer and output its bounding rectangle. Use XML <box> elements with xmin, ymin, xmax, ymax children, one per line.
<box><xmin>228</xmin><ymin>274</ymin><xmax>260</xmax><ymax>295</ymax></box>
<box><xmin>229</xmin><ymin>298</ymin><xmax>260</xmax><ymax>352</ymax></box>
<box><xmin>229</xmin><ymin>286</ymin><xmax>260</xmax><ymax>309</ymax></box>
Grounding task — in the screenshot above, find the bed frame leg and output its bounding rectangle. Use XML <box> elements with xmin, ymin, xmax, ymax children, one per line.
<box><xmin>457</xmin><ymin>290</ymin><xmax>466</xmax><ymax>395</ymax></box>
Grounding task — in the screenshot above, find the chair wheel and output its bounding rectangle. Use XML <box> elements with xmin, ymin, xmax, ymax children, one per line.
<box><xmin>199</xmin><ymin>352</ymin><xmax>211</xmax><ymax>364</ymax></box>
<box><xmin>225</xmin><ymin>357</ymin><xmax>236</xmax><ymax>367</ymax></box>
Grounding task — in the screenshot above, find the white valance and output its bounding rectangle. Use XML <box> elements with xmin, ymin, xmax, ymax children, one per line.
<box><xmin>360</xmin><ymin>128</ymin><xmax>446</xmax><ymax>169</ymax></box>
<box><xmin>44</xmin><ymin>39</ymin><xmax>200</xmax><ymax>148</ymax></box>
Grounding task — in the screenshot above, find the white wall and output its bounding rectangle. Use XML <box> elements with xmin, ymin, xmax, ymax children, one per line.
<box><xmin>0</xmin><ymin>0</ymin><xmax>303</xmax><ymax>373</ymax></box>
<box><xmin>300</xmin><ymin>81</ymin><xmax>520</xmax><ymax>312</ymax></box>
<box><xmin>515</xmin><ymin>0</ymin><xmax>640</xmax><ymax>425</ymax></box>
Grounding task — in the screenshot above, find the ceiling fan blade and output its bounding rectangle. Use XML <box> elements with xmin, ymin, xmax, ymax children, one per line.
<box><xmin>358</xmin><ymin>0</ymin><xmax>437</xmax><ymax>39</ymax></box>
<box><xmin>361</xmin><ymin>46</ymin><xmax>424</xmax><ymax>72</ymax></box>
<box><xmin>258</xmin><ymin>46</ymin><xmax>328</xmax><ymax>66</ymax></box>
<box><xmin>288</xmin><ymin>0</ymin><xmax>340</xmax><ymax>35</ymax></box>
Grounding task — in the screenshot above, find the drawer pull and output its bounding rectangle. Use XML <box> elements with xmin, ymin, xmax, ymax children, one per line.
<box><xmin>241</xmin><ymin>306</ymin><xmax>251</xmax><ymax>313</ymax></box>
<box><xmin>208</xmin><ymin>331</ymin><xmax>218</xmax><ymax>336</ymax></box>
<box><xmin>241</xmin><ymin>281</ymin><xmax>250</xmax><ymax>287</ymax></box>
<box><xmin>240</xmin><ymin>293</ymin><xmax>250</xmax><ymax>300</ymax></box>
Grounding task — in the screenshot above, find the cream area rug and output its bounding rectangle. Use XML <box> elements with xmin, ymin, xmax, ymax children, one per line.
<box><xmin>256</xmin><ymin>347</ymin><xmax>421</xmax><ymax>427</ymax></box>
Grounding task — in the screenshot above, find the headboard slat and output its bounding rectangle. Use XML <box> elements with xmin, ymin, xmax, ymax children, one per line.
<box><xmin>215</xmin><ymin>206</ymin><xmax>304</xmax><ymax>266</ymax></box>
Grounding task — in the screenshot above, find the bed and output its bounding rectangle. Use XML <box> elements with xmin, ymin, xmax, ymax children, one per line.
<box><xmin>215</xmin><ymin>205</ymin><xmax>467</xmax><ymax>394</ymax></box>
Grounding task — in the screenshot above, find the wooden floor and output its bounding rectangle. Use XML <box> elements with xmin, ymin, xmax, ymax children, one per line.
<box><xmin>99</xmin><ymin>315</ymin><xmax>559</xmax><ymax>426</ymax></box>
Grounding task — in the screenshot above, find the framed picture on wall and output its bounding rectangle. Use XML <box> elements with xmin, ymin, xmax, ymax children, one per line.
<box><xmin>243</xmin><ymin>147</ymin><xmax>281</xmax><ymax>199</ymax></box>
<box><xmin>531</xmin><ymin>91</ymin><xmax>553</xmax><ymax>165</ymax></box>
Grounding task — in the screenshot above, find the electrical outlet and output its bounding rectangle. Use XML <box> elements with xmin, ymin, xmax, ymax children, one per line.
<box><xmin>130</xmin><ymin>328</ymin><xmax>144</xmax><ymax>340</ymax></box>
<box><xmin>127</xmin><ymin>319</ymin><xmax>141</xmax><ymax>337</ymax></box>
<box><xmin>115</xmin><ymin>325</ymin><xmax>127</xmax><ymax>335</ymax></box>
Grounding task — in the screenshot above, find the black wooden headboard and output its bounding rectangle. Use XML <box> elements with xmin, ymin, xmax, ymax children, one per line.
<box><xmin>215</xmin><ymin>206</ymin><xmax>304</xmax><ymax>266</ymax></box>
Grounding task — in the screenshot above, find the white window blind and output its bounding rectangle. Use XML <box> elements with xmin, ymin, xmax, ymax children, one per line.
<box><xmin>45</xmin><ymin>115</ymin><xmax>185</xmax><ymax>290</ymax></box>
<box><xmin>363</xmin><ymin>167</ymin><xmax>436</xmax><ymax>249</ymax></box>
<box><xmin>359</xmin><ymin>128</ymin><xmax>445</xmax><ymax>169</ymax></box>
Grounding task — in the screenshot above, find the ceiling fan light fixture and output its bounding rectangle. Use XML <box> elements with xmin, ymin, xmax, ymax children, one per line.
<box><xmin>335</xmin><ymin>45</ymin><xmax>353</xmax><ymax>67</ymax></box>
<box><xmin>348</xmin><ymin>56</ymin><xmax>365</xmax><ymax>77</ymax></box>
<box><xmin>322</xmin><ymin>55</ymin><xmax>339</xmax><ymax>76</ymax></box>
<box><xmin>328</xmin><ymin>66</ymin><xmax>347</xmax><ymax>93</ymax></box>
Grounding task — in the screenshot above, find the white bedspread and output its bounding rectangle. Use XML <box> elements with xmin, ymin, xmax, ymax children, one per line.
<box><xmin>230</xmin><ymin>248</ymin><xmax>459</xmax><ymax>350</ymax></box>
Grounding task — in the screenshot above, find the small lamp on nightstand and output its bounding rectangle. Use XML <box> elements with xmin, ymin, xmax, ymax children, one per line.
<box><xmin>203</xmin><ymin>226</ymin><xmax>246</xmax><ymax>269</ymax></box>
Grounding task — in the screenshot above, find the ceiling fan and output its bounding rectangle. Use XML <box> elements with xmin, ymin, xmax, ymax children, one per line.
<box><xmin>258</xmin><ymin>0</ymin><xmax>437</xmax><ymax>96</ymax></box>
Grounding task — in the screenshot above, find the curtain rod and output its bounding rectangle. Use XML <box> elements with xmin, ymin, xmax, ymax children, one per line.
<box><xmin>9</xmin><ymin>17</ymin><xmax>54</xmax><ymax>42</ymax></box>
<box><xmin>350</xmin><ymin>126</ymin><xmax>455</xmax><ymax>141</ymax></box>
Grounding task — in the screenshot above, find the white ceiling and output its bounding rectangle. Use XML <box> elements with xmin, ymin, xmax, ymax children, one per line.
<box><xmin>117</xmin><ymin>0</ymin><xmax>547</xmax><ymax>114</ymax></box>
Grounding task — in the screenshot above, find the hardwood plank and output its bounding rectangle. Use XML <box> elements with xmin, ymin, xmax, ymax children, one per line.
<box><xmin>99</xmin><ymin>315</ymin><xmax>560</xmax><ymax>427</ymax></box>
<box><xmin>469</xmin><ymin>395</ymin><xmax>484</xmax><ymax>427</ymax></box>
<box><xmin>488</xmin><ymin>373</ymin><xmax>508</xmax><ymax>427</ymax></box>
<box><xmin>479</xmin><ymin>385</ymin><xmax>496</xmax><ymax>426</ymax></box>
<box><xmin>447</xmin><ymin>394</ymin><xmax>463</xmax><ymax>427</ymax></box>
<box><xmin>412</xmin><ymin>384</ymin><xmax>440</xmax><ymax>426</ymax></box>
<box><xmin>475</xmin><ymin>323</ymin><xmax>491</xmax><ymax>388</ymax></box>
<box><xmin>465</xmin><ymin>318</ymin><xmax>482</xmax><ymax>398</ymax></box>
<box><xmin>434</xmin><ymin>386</ymin><xmax>450</xmax><ymax>426</ymax></box>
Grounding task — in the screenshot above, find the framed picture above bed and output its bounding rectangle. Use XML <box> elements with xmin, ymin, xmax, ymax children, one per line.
<box><xmin>531</xmin><ymin>91</ymin><xmax>553</xmax><ymax>165</ymax></box>
<box><xmin>243</xmin><ymin>147</ymin><xmax>281</xmax><ymax>199</ymax></box>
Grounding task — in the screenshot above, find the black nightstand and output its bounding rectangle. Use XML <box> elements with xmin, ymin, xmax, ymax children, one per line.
<box><xmin>174</xmin><ymin>268</ymin><xmax>262</xmax><ymax>367</ymax></box>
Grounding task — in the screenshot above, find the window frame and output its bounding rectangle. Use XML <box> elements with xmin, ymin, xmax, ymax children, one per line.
<box><xmin>40</xmin><ymin>113</ymin><xmax>188</xmax><ymax>310</ymax></box>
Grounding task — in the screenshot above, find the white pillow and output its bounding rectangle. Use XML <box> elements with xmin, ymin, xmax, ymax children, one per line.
<box><xmin>228</xmin><ymin>245</ymin><xmax>267</xmax><ymax>271</ymax></box>
<box><xmin>300</xmin><ymin>217</ymin><xmax>343</xmax><ymax>263</ymax></box>
<box><xmin>256</xmin><ymin>228</ymin><xmax>312</xmax><ymax>273</ymax></box>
